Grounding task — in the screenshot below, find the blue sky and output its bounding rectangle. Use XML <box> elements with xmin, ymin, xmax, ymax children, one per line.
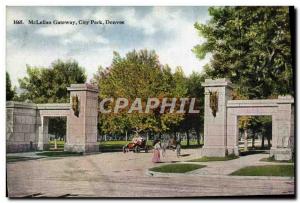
<box><xmin>7</xmin><ymin>6</ymin><xmax>211</xmax><ymax>86</ymax></box>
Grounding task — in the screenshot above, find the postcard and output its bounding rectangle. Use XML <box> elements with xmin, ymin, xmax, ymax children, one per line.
<box><xmin>6</xmin><ymin>6</ymin><xmax>295</xmax><ymax>198</ymax></box>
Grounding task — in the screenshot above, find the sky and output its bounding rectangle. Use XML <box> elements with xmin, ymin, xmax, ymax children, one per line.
<box><xmin>6</xmin><ymin>6</ymin><xmax>211</xmax><ymax>86</ymax></box>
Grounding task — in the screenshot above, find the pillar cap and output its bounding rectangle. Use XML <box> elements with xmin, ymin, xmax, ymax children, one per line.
<box><xmin>277</xmin><ymin>95</ymin><xmax>294</xmax><ymax>104</ymax></box>
<box><xmin>201</xmin><ymin>78</ymin><xmax>233</xmax><ymax>89</ymax></box>
<box><xmin>67</xmin><ymin>83</ymin><xmax>99</xmax><ymax>93</ymax></box>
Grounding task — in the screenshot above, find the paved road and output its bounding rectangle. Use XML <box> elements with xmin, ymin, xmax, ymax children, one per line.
<box><xmin>7</xmin><ymin>149</ymin><xmax>295</xmax><ymax>197</ymax></box>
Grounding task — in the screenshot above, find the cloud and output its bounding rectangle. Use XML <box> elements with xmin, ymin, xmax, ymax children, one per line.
<box><xmin>6</xmin><ymin>6</ymin><xmax>210</xmax><ymax>87</ymax></box>
<box><xmin>35</xmin><ymin>25</ymin><xmax>78</xmax><ymax>36</ymax></box>
<box><xmin>61</xmin><ymin>32</ymin><xmax>109</xmax><ymax>45</ymax></box>
<box><xmin>6</xmin><ymin>7</ymin><xmax>29</xmax><ymax>32</ymax></box>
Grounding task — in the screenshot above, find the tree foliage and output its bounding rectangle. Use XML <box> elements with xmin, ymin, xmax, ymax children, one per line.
<box><xmin>193</xmin><ymin>6</ymin><xmax>293</xmax><ymax>99</ymax></box>
<box><xmin>6</xmin><ymin>72</ymin><xmax>16</xmax><ymax>101</ymax></box>
<box><xmin>18</xmin><ymin>59</ymin><xmax>86</xmax><ymax>103</ymax></box>
<box><xmin>92</xmin><ymin>49</ymin><xmax>187</xmax><ymax>137</ymax></box>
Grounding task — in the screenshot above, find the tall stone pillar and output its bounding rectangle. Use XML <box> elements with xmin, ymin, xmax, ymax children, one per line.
<box><xmin>270</xmin><ymin>95</ymin><xmax>294</xmax><ymax>160</ymax></box>
<box><xmin>201</xmin><ymin>78</ymin><xmax>233</xmax><ymax>157</ymax></box>
<box><xmin>37</xmin><ymin>116</ymin><xmax>49</xmax><ymax>151</ymax></box>
<box><xmin>65</xmin><ymin>84</ymin><xmax>99</xmax><ymax>153</ymax></box>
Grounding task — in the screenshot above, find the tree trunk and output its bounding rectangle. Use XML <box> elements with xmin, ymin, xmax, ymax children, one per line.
<box><xmin>196</xmin><ymin>129</ymin><xmax>200</xmax><ymax>146</ymax></box>
<box><xmin>104</xmin><ymin>134</ymin><xmax>107</xmax><ymax>141</ymax></box>
<box><xmin>244</xmin><ymin>129</ymin><xmax>248</xmax><ymax>152</ymax></box>
<box><xmin>125</xmin><ymin>131</ymin><xmax>128</xmax><ymax>141</ymax></box>
<box><xmin>267</xmin><ymin>137</ymin><xmax>271</xmax><ymax>148</ymax></box>
<box><xmin>252</xmin><ymin>133</ymin><xmax>255</xmax><ymax>149</ymax></box>
<box><xmin>261</xmin><ymin>134</ymin><xmax>265</xmax><ymax>149</ymax></box>
<box><xmin>54</xmin><ymin>139</ymin><xmax>57</xmax><ymax>150</ymax></box>
<box><xmin>186</xmin><ymin>130</ymin><xmax>190</xmax><ymax>146</ymax></box>
<box><xmin>147</xmin><ymin>132</ymin><xmax>149</xmax><ymax>141</ymax></box>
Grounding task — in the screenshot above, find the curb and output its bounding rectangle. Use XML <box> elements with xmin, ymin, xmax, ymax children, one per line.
<box><xmin>146</xmin><ymin>169</ymin><xmax>295</xmax><ymax>180</ymax></box>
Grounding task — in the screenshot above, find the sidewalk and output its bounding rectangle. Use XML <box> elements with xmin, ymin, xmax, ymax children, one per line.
<box><xmin>147</xmin><ymin>153</ymin><xmax>294</xmax><ymax>178</ymax></box>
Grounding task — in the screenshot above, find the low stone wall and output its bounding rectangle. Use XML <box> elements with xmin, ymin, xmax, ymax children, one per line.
<box><xmin>6</xmin><ymin>83</ymin><xmax>99</xmax><ymax>153</ymax></box>
<box><xmin>6</xmin><ymin>102</ymin><xmax>38</xmax><ymax>153</ymax></box>
<box><xmin>6</xmin><ymin>101</ymin><xmax>71</xmax><ymax>153</ymax></box>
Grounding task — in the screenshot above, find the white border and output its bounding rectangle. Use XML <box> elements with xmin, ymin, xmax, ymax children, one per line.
<box><xmin>1</xmin><ymin>1</ymin><xmax>299</xmax><ymax>203</ymax></box>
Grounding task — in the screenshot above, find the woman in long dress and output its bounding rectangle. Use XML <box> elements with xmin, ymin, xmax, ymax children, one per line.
<box><xmin>152</xmin><ymin>140</ymin><xmax>161</xmax><ymax>163</ymax></box>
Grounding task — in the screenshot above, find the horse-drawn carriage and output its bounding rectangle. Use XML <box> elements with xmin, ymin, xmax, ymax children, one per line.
<box><xmin>123</xmin><ymin>136</ymin><xmax>150</xmax><ymax>153</ymax></box>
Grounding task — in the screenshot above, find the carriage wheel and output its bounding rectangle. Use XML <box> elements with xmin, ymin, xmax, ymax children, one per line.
<box><xmin>134</xmin><ymin>146</ymin><xmax>140</xmax><ymax>153</ymax></box>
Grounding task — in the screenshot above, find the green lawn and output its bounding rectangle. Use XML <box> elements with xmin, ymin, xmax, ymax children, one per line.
<box><xmin>149</xmin><ymin>163</ymin><xmax>205</xmax><ymax>173</ymax></box>
<box><xmin>260</xmin><ymin>156</ymin><xmax>293</xmax><ymax>163</ymax></box>
<box><xmin>99</xmin><ymin>140</ymin><xmax>129</xmax><ymax>150</ymax></box>
<box><xmin>6</xmin><ymin>156</ymin><xmax>41</xmax><ymax>163</ymax></box>
<box><xmin>49</xmin><ymin>140</ymin><xmax>65</xmax><ymax>150</ymax></box>
<box><xmin>36</xmin><ymin>151</ymin><xmax>83</xmax><ymax>157</ymax></box>
<box><xmin>49</xmin><ymin>140</ymin><xmax>202</xmax><ymax>151</ymax></box>
<box><xmin>188</xmin><ymin>154</ymin><xmax>238</xmax><ymax>162</ymax></box>
<box><xmin>230</xmin><ymin>165</ymin><xmax>294</xmax><ymax>177</ymax></box>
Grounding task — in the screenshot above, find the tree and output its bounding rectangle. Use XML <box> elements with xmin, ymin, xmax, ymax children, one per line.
<box><xmin>93</xmin><ymin>49</ymin><xmax>186</xmax><ymax>139</ymax></box>
<box><xmin>6</xmin><ymin>72</ymin><xmax>16</xmax><ymax>101</ymax></box>
<box><xmin>18</xmin><ymin>59</ymin><xmax>86</xmax><ymax>103</ymax></box>
<box><xmin>239</xmin><ymin>116</ymin><xmax>251</xmax><ymax>151</ymax></box>
<box><xmin>193</xmin><ymin>6</ymin><xmax>293</xmax><ymax>99</ymax></box>
<box><xmin>183</xmin><ymin>72</ymin><xmax>206</xmax><ymax>146</ymax></box>
<box><xmin>194</xmin><ymin>7</ymin><xmax>293</xmax><ymax>149</ymax></box>
<box><xmin>18</xmin><ymin>59</ymin><xmax>87</xmax><ymax>139</ymax></box>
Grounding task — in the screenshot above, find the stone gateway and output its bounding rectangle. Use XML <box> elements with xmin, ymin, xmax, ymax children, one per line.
<box><xmin>6</xmin><ymin>84</ymin><xmax>99</xmax><ymax>153</ymax></box>
<box><xmin>201</xmin><ymin>78</ymin><xmax>294</xmax><ymax>161</ymax></box>
<box><xmin>6</xmin><ymin>79</ymin><xmax>294</xmax><ymax>160</ymax></box>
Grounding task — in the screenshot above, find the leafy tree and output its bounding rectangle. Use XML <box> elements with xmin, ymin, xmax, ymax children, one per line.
<box><xmin>6</xmin><ymin>72</ymin><xmax>16</xmax><ymax>101</ymax></box>
<box><xmin>19</xmin><ymin>59</ymin><xmax>86</xmax><ymax>103</ymax></box>
<box><xmin>193</xmin><ymin>6</ymin><xmax>293</xmax><ymax>99</ymax></box>
<box><xmin>194</xmin><ymin>6</ymin><xmax>293</xmax><ymax>147</ymax></box>
<box><xmin>18</xmin><ymin>59</ymin><xmax>87</xmax><ymax>139</ymax></box>
<box><xmin>93</xmin><ymin>49</ymin><xmax>186</xmax><ymax>139</ymax></box>
<box><xmin>181</xmin><ymin>72</ymin><xmax>205</xmax><ymax>146</ymax></box>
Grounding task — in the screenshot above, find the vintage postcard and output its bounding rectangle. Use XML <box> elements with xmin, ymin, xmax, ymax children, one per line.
<box><xmin>6</xmin><ymin>6</ymin><xmax>295</xmax><ymax>198</ymax></box>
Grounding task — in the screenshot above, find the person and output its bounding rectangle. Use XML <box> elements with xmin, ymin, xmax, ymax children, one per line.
<box><xmin>152</xmin><ymin>140</ymin><xmax>161</xmax><ymax>163</ymax></box>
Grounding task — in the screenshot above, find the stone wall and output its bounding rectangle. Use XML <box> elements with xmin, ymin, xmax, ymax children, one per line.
<box><xmin>6</xmin><ymin>83</ymin><xmax>99</xmax><ymax>153</ymax></box>
<box><xmin>6</xmin><ymin>102</ymin><xmax>38</xmax><ymax>152</ymax></box>
<box><xmin>6</xmin><ymin>102</ymin><xmax>71</xmax><ymax>153</ymax></box>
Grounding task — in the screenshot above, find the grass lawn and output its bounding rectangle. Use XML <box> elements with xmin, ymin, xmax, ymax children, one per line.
<box><xmin>6</xmin><ymin>156</ymin><xmax>41</xmax><ymax>163</ymax></box>
<box><xmin>99</xmin><ymin>140</ymin><xmax>129</xmax><ymax>150</ymax></box>
<box><xmin>49</xmin><ymin>140</ymin><xmax>202</xmax><ymax>151</ymax></box>
<box><xmin>230</xmin><ymin>165</ymin><xmax>294</xmax><ymax>177</ymax></box>
<box><xmin>260</xmin><ymin>156</ymin><xmax>293</xmax><ymax>163</ymax></box>
<box><xmin>36</xmin><ymin>151</ymin><xmax>83</xmax><ymax>157</ymax></box>
<box><xmin>49</xmin><ymin>140</ymin><xmax>65</xmax><ymax>150</ymax></box>
<box><xmin>149</xmin><ymin>163</ymin><xmax>205</xmax><ymax>173</ymax></box>
<box><xmin>188</xmin><ymin>154</ymin><xmax>238</xmax><ymax>162</ymax></box>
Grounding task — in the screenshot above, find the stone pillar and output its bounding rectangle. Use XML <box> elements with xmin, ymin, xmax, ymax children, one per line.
<box><xmin>270</xmin><ymin>95</ymin><xmax>294</xmax><ymax>160</ymax></box>
<box><xmin>226</xmin><ymin>109</ymin><xmax>239</xmax><ymax>156</ymax></box>
<box><xmin>65</xmin><ymin>84</ymin><xmax>99</xmax><ymax>153</ymax></box>
<box><xmin>37</xmin><ymin>116</ymin><xmax>49</xmax><ymax>151</ymax></box>
<box><xmin>201</xmin><ymin>78</ymin><xmax>233</xmax><ymax>157</ymax></box>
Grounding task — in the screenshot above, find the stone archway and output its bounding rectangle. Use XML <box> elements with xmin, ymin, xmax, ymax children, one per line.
<box><xmin>201</xmin><ymin>78</ymin><xmax>294</xmax><ymax>160</ymax></box>
<box><xmin>6</xmin><ymin>84</ymin><xmax>99</xmax><ymax>153</ymax></box>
